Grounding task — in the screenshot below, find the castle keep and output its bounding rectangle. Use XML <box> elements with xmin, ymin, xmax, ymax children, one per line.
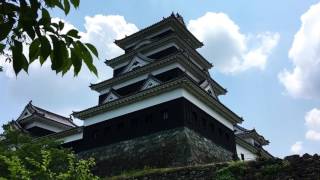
<box><xmin>12</xmin><ymin>13</ymin><xmax>272</xmax><ymax>175</ymax></box>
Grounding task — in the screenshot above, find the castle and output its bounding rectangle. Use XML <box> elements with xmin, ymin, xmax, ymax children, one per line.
<box><xmin>11</xmin><ymin>13</ymin><xmax>272</xmax><ymax>176</ymax></box>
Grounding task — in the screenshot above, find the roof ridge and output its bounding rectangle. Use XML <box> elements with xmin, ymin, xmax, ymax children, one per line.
<box><xmin>114</xmin><ymin>14</ymin><xmax>174</xmax><ymax>43</ymax></box>
<box><xmin>92</xmin><ymin>51</ymin><xmax>183</xmax><ymax>89</ymax></box>
<box><xmin>29</xmin><ymin>103</ymin><xmax>76</xmax><ymax>126</ymax></box>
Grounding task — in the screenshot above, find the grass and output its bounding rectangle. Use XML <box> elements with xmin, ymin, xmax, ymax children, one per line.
<box><xmin>106</xmin><ymin>166</ymin><xmax>182</xmax><ymax>180</ymax></box>
<box><xmin>214</xmin><ymin>161</ymin><xmax>247</xmax><ymax>180</ymax></box>
<box><xmin>105</xmin><ymin>162</ymin><xmax>225</xmax><ymax>180</ymax></box>
<box><xmin>105</xmin><ymin>160</ymin><xmax>291</xmax><ymax>180</ymax></box>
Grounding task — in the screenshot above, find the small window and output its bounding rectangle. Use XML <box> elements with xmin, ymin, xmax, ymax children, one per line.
<box><xmin>162</xmin><ymin>110</ymin><xmax>169</xmax><ymax>120</ymax></box>
<box><xmin>241</xmin><ymin>153</ymin><xmax>245</xmax><ymax>161</ymax></box>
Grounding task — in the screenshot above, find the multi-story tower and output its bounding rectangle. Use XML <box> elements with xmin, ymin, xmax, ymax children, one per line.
<box><xmin>9</xmin><ymin>13</ymin><xmax>273</xmax><ymax>176</ymax></box>
<box><xmin>66</xmin><ymin>13</ymin><xmax>244</xmax><ymax>174</ymax></box>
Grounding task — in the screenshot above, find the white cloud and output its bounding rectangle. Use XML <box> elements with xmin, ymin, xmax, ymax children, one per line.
<box><xmin>305</xmin><ymin>130</ymin><xmax>320</xmax><ymax>141</ymax></box>
<box><xmin>279</xmin><ymin>2</ymin><xmax>320</xmax><ymax>99</ymax></box>
<box><xmin>290</xmin><ymin>141</ymin><xmax>303</xmax><ymax>154</ymax></box>
<box><xmin>1</xmin><ymin>15</ymin><xmax>138</xmax><ymax>117</ymax></box>
<box><xmin>305</xmin><ymin>108</ymin><xmax>320</xmax><ymax>129</ymax></box>
<box><xmin>187</xmin><ymin>12</ymin><xmax>279</xmax><ymax>74</ymax></box>
<box><xmin>81</xmin><ymin>15</ymin><xmax>138</xmax><ymax>60</ymax></box>
<box><xmin>304</xmin><ymin>108</ymin><xmax>320</xmax><ymax>141</ymax></box>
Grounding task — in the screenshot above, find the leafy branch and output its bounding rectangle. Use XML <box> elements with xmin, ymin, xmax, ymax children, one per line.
<box><xmin>0</xmin><ymin>0</ymin><xmax>99</xmax><ymax>76</ymax></box>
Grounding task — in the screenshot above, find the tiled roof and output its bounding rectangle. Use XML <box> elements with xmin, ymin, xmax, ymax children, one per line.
<box><xmin>19</xmin><ymin>101</ymin><xmax>77</xmax><ymax>128</ymax></box>
<box><xmin>74</xmin><ymin>75</ymin><xmax>243</xmax><ymax>124</ymax></box>
<box><xmin>114</xmin><ymin>13</ymin><xmax>203</xmax><ymax>50</ymax></box>
<box><xmin>235</xmin><ymin>124</ymin><xmax>269</xmax><ymax>145</ymax></box>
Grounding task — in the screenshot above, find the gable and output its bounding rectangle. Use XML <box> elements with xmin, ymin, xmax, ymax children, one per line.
<box><xmin>141</xmin><ymin>76</ymin><xmax>161</xmax><ymax>90</ymax></box>
<box><xmin>200</xmin><ymin>80</ymin><xmax>216</xmax><ymax>98</ymax></box>
<box><xmin>103</xmin><ymin>91</ymin><xmax>120</xmax><ymax>103</ymax></box>
<box><xmin>205</xmin><ymin>85</ymin><xmax>216</xmax><ymax>98</ymax></box>
<box><xmin>122</xmin><ymin>54</ymin><xmax>152</xmax><ymax>74</ymax></box>
<box><xmin>17</xmin><ymin>108</ymin><xmax>32</xmax><ymax>121</ymax></box>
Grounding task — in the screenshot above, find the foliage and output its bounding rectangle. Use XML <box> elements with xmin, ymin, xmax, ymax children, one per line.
<box><xmin>214</xmin><ymin>160</ymin><xmax>290</xmax><ymax>180</ymax></box>
<box><xmin>0</xmin><ymin>123</ymin><xmax>99</xmax><ymax>180</ymax></box>
<box><xmin>107</xmin><ymin>166</ymin><xmax>180</xmax><ymax>180</ymax></box>
<box><xmin>0</xmin><ymin>0</ymin><xmax>98</xmax><ymax>76</ymax></box>
<box><xmin>254</xmin><ymin>160</ymin><xmax>289</xmax><ymax>179</ymax></box>
<box><xmin>214</xmin><ymin>161</ymin><xmax>247</xmax><ymax>180</ymax></box>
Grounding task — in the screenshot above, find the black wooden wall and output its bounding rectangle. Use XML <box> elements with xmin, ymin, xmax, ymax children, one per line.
<box><xmin>65</xmin><ymin>97</ymin><xmax>236</xmax><ymax>154</ymax></box>
<box><xmin>27</xmin><ymin>126</ymin><xmax>55</xmax><ymax>137</ymax></box>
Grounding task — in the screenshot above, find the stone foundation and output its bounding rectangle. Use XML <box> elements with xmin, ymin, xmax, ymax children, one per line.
<box><xmin>108</xmin><ymin>154</ymin><xmax>320</xmax><ymax>180</ymax></box>
<box><xmin>78</xmin><ymin>127</ymin><xmax>233</xmax><ymax>176</ymax></box>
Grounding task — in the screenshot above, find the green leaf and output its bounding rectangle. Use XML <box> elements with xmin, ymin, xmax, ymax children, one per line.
<box><xmin>44</xmin><ymin>0</ymin><xmax>56</xmax><ymax>7</ymax></box>
<box><xmin>40</xmin><ymin>8</ymin><xmax>51</xmax><ymax>26</ymax></box>
<box><xmin>50</xmin><ymin>36</ymin><xmax>66</xmax><ymax>72</ymax></box>
<box><xmin>0</xmin><ymin>21</ymin><xmax>14</xmax><ymax>41</ymax></box>
<box><xmin>60</xmin><ymin>40</ymin><xmax>69</xmax><ymax>65</ymax></box>
<box><xmin>85</xmin><ymin>43</ymin><xmax>98</xmax><ymax>58</ymax></box>
<box><xmin>70</xmin><ymin>0</ymin><xmax>80</xmax><ymax>8</ymax></box>
<box><xmin>66</xmin><ymin>29</ymin><xmax>80</xmax><ymax>38</ymax></box>
<box><xmin>39</xmin><ymin>36</ymin><xmax>51</xmax><ymax>64</ymax></box>
<box><xmin>71</xmin><ymin>48</ymin><xmax>82</xmax><ymax>75</ymax></box>
<box><xmin>42</xmin><ymin>8</ymin><xmax>51</xmax><ymax>20</ymax></box>
<box><xmin>0</xmin><ymin>44</ymin><xmax>5</xmax><ymax>52</ymax></box>
<box><xmin>62</xmin><ymin>57</ymin><xmax>72</xmax><ymax>75</ymax></box>
<box><xmin>63</xmin><ymin>0</ymin><xmax>70</xmax><ymax>15</ymax></box>
<box><xmin>1</xmin><ymin>3</ymin><xmax>19</xmax><ymax>14</ymax></box>
<box><xmin>39</xmin><ymin>56</ymin><xmax>46</xmax><ymax>65</ymax></box>
<box><xmin>30</xmin><ymin>0</ymin><xmax>40</xmax><ymax>18</ymax></box>
<box><xmin>74</xmin><ymin>41</ymin><xmax>97</xmax><ymax>76</ymax></box>
<box><xmin>54</xmin><ymin>0</ymin><xmax>65</xmax><ymax>11</ymax></box>
<box><xmin>58</xmin><ymin>21</ymin><xmax>64</xmax><ymax>30</ymax></box>
<box><xmin>51</xmin><ymin>22</ymin><xmax>59</xmax><ymax>30</ymax></box>
<box><xmin>12</xmin><ymin>41</ymin><xmax>28</xmax><ymax>74</ymax></box>
<box><xmin>24</xmin><ymin>26</ymin><xmax>35</xmax><ymax>39</ymax></box>
<box><xmin>65</xmin><ymin>36</ymin><xmax>74</xmax><ymax>46</ymax></box>
<box><xmin>29</xmin><ymin>38</ymin><xmax>41</xmax><ymax>63</ymax></box>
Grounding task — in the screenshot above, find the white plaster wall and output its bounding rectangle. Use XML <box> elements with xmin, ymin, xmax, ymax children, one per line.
<box><xmin>25</xmin><ymin>121</ymin><xmax>64</xmax><ymax>133</ymax></box>
<box><xmin>60</xmin><ymin>132</ymin><xmax>83</xmax><ymax>143</ymax></box>
<box><xmin>236</xmin><ymin>143</ymin><xmax>257</xmax><ymax>161</ymax></box>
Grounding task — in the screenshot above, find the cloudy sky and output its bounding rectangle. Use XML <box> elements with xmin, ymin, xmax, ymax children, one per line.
<box><xmin>1</xmin><ymin>0</ymin><xmax>320</xmax><ymax>157</ymax></box>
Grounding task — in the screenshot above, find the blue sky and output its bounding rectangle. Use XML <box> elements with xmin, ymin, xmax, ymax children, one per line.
<box><xmin>1</xmin><ymin>0</ymin><xmax>320</xmax><ymax>157</ymax></box>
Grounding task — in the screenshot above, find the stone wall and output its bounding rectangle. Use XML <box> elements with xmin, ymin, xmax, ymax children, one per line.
<box><xmin>107</xmin><ymin>154</ymin><xmax>320</xmax><ymax>180</ymax></box>
<box><xmin>78</xmin><ymin>127</ymin><xmax>233</xmax><ymax>177</ymax></box>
